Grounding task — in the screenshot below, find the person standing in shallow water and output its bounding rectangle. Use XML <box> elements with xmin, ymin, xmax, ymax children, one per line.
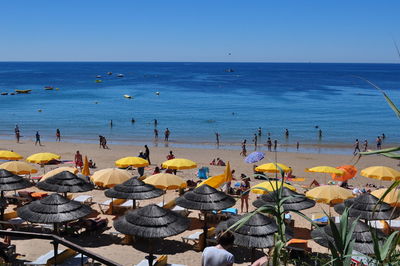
<box><xmin>215</xmin><ymin>132</ymin><xmax>220</xmax><ymax>146</ymax></box>
<box><xmin>240</xmin><ymin>140</ymin><xmax>247</xmax><ymax>157</ymax></box>
<box><xmin>363</xmin><ymin>139</ymin><xmax>368</xmax><ymax>152</ymax></box>
<box><xmin>353</xmin><ymin>139</ymin><xmax>360</xmax><ymax>155</ymax></box>
<box><xmin>154</xmin><ymin>129</ymin><xmax>158</xmax><ymax>140</ymax></box>
<box><xmin>164</xmin><ymin>128</ymin><xmax>170</xmax><ymax>141</ymax></box>
<box><xmin>266</xmin><ymin>137</ymin><xmax>272</xmax><ymax>152</ymax></box>
<box><xmin>285</xmin><ymin>128</ymin><xmax>289</xmax><ymax>138</ymax></box>
<box><xmin>56</xmin><ymin>129</ymin><xmax>61</xmax><ymax>142</ymax></box>
<box><xmin>35</xmin><ymin>131</ymin><xmax>41</xmax><ymax>146</ymax></box>
<box><xmin>273</xmin><ymin>139</ymin><xmax>278</xmax><ymax>151</ymax></box>
<box><xmin>253</xmin><ymin>134</ymin><xmax>257</xmax><ymax>150</ymax></box>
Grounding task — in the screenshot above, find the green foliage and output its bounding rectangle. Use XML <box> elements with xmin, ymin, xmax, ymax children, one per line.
<box><xmin>324</xmin><ymin>208</ymin><xmax>358</xmax><ymax>266</ymax></box>
<box><xmin>371</xmin><ymin>230</ymin><xmax>400</xmax><ymax>265</ymax></box>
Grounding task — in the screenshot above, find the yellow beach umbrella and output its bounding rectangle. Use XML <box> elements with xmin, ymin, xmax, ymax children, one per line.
<box><xmin>305</xmin><ymin>185</ymin><xmax>353</xmax><ymax>205</ymax></box>
<box><xmin>360</xmin><ymin>166</ymin><xmax>400</xmax><ymax>181</ymax></box>
<box><xmin>144</xmin><ymin>173</ymin><xmax>187</xmax><ymax>190</ymax></box>
<box><xmin>41</xmin><ymin>167</ymin><xmax>79</xmax><ymax>180</ymax></box>
<box><xmin>82</xmin><ymin>156</ymin><xmax>90</xmax><ymax>176</ymax></box>
<box><xmin>26</xmin><ymin>152</ymin><xmax>61</xmax><ymax>164</ymax></box>
<box><xmin>115</xmin><ymin>156</ymin><xmax>149</xmax><ymax>168</ymax></box>
<box><xmin>255</xmin><ymin>163</ymin><xmax>290</xmax><ymax>173</ymax></box>
<box><xmin>161</xmin><ymin>158</ymin><xmax>197</xmax><ymax>170</ymax></box>
<box><xmin>0</xmin><ymin>161</ymin><xmax>38</xmax><ymax>175</ymax></box>
<box><xmin>305</xmin><ymin>166</ymin><xmax>345</xmax><ymax>175</ymax></box>
<box><xmin>197</xmin><ymin>162</ymin><xmax>232</xmax><ymax>188</ymax></box>
<box><xmin>0</xmin><ymin>150</ymin><xmax>23</xmax><ymax>160</ymax></box>
<box><xmin>371</xmin><ymin>188</ymin><xmax>400</xmax><ymax>206</ymax></box>
<box><xmin>91</xmin><ymin>168</ymin><xmax>131</xmax><ymax>188</ymax></box>
<box><xmin>251</xmin><ymin>181</ymin><xmax>296</xmax><ymax>195</ymax></box>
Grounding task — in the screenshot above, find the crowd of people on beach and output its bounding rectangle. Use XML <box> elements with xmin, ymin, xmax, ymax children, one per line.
<box><xmin>11</xmin><ymin>122</ymin><xmax>388</xmax><ymax>158</ymax></box>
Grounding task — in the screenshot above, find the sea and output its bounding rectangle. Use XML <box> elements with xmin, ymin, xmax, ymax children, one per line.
<box><xmin>0</xmin><ymin>62</ymin><xmax>399</xmax><ymax>154</ymax></box>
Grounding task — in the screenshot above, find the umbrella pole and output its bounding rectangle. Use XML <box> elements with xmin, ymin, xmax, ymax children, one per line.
<box><xmin>146</xmin><ymin>239</ymin><xmax>156</xmax><ymax>266</ymax></box>
<box><xmin>201</xmin><ymin>212</ymin><xmax>208</xmax><ymax>251</ymax></box>
<box><xmin>52</xmin><ymin>240</ymin><xmax>59</xmax><ymax>266</ymax></box>
<box><xmin>0</xmin><ymin>191</ymin><xmax>4</xmax><ymax>220</ymax></box>
<box><xmin>251</xmin><ymin>247</ymin><xmax>256</xmax><ymax>263</ymax></box>
<box><xmin>132</xmin><ymin>199</ymin><xmax>136</xmax><ymax>209</ymax></box>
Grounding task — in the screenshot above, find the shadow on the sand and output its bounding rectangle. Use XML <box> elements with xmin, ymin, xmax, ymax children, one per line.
<box><xmin>132</xmin><ymin>239</ymin><xmax>192</xmax><ymax>255</ymax></box>
<box><xmin>230</xmin><ymin>246</ymin><xmax>267</xmax><ymax>264</ymax></box>
<box><xmin>65</xmin><ymin>233</ymin><xmax>116</xmax><ymax>247</ymax></box>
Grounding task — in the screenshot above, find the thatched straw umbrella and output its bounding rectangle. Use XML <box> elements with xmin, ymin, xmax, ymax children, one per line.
<box><xmin>334</xmin><ymin>193</ymin><xmax>400</xmax><ymax>221</ymax></box>
<box><xmin>0</xmin><ymin>169</ymin><xmax>33</xmax><ymax>219</ymax></box>
<box><xmin>176</xmin><ymin>184</ymin><xmax>236</xmax><ymax>250</ymax></box>
<box><xmin>218</xmin><ymin>213</ymin><xmax>293</xmax><ymax>262</ymax></box>
<box><xmin>253</xmin><ymin>187</ymin><xmax>315</xmax><ymax>211</ymax></box>
<box><xmin>105</xmin><ymin>177</ymin><xmax>164</xmax><ymax>209</ymax></box>
<box><xmin>37</xmin><ymin>171</ymin><xmax>94</xmax><ymax>197</ymax></box>
<box><xmin>18</xmin><ymin>193</ymin><xmax>92</xmax><ymax>226</ymax></box>
<box><xmin>114</xmin><ymin>204</ymin><xmax>189</xmax><ymax>265</ymax></box>
<box><xmin>311</xmin><ymin>219</ymin><xmax>386</xmax><ymax>254</ymax></box>
<box><xmin>18</xmin><ymin>193</ymin><xmax>92</xmax><ymax>265</ymax></box>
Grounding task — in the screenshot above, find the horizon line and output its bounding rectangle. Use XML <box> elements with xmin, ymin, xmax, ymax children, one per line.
<box><xmin>0</xmin><ymin>60</ymin><xmax>399</xmax><ymax>64</ymax></box>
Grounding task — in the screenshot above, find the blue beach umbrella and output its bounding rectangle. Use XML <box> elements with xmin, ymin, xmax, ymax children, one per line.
<box><xmin>244</xmin><ymin>152</ymin><xmax>265</xmax><ymax>164</ymax></box>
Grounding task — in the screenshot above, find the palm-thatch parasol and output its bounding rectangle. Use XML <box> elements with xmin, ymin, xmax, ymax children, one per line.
<box><xmin>217</xmin><ymin>213</ymin><xmax>293</xmax><ymax>262</ymax></box>
<box><xmin>0</xmin><ymin>169</ymin><xmax>33</xmax><ymax>219</ymax></box>
<box><xmin>334</xmin><ymin>193</ymin><xmax>400</xmax><ymax>220</ymax></box>
<box><xmin>105</xmin><ymin>177</ymin><xmax>164</xmax><ymax>208</ymax></box>
<box><xmin>311</xmin><ymin>219</ymin><xmax>386</xmax><ymax>254</ymax></box>
<box><xmin>114</xmin><ymin>204</ymin><xmax>189</xmax><ymax>265</ymax></box>
<box><xmin>17</xmin><ymin>193</ymin><xmax>92</xmax><ymax>224</ymax></box>
<box><xmin>37</xmin><ymin>171</ymin><xmax>94</xmax><ymax>197</ymax></box>
<box><xmin>176</xmin><ymin>184</ymin><xmax>236</xmax><ymax>250</ymax></box>
<box><xmin>253</xmin><ymin>187</ymin><xmax>316</xmax><ymax>211</ymax></box>
<box><xmin>18</xmin><ymin>193</ymin><xmax>93</xmax><ymax>265</ymax></box>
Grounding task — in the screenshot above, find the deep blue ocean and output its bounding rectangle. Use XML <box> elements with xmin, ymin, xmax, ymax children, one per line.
<box><xmin>0</xmin><ymin>62</ymin><xmax>399</xmax><ymax>151</ymax></box>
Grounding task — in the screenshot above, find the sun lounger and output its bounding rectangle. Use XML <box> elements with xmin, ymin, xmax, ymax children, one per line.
<box><xmin>59</xmin><ymin>253</ymin><xmax>88</xmax><ymax>266</ymax></box>
<box><xmin>182</xmin><ymin>227</ymin><xmax>216</xmax><ymax>249</ymax></box>
<box><xmin>25</xmin><ymin>249</ymin><xmax>65</xmax><ymax>265</ymax></box>
<box><xmin>119</xmin><ymin>199</ymin><xmax>134</xmax><ymax>208</ymax></box>
<box><xmin>73</xmin><ymin>195</ymin><xmax>93</xmax><ymax>205</ymax></box>
<box><xmin>0</xmin><ymin>217</ymin><xmax>27</xmax><ymax>230</ymax></box>
<box><xmin>98</xmin><ymin>199</ymin><xmax>113</xmax><ymax>213</ymax></box>
<box><xmin>98</xmin><ymin>198</ymin><xmax>133</xmax><ymax>214</ymax></box>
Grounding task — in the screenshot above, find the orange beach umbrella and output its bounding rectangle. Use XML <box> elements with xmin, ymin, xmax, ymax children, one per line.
<box><xmin>331</xmin><ymin>165</ymin><xmax>357</xmax><ymax>182</ymax></box>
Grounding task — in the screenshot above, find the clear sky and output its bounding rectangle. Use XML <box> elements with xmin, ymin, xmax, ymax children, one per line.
<box><xmin>1</xmin><ymin>1</ymin><xmax>400</xmax><ymax>62</ymax></box>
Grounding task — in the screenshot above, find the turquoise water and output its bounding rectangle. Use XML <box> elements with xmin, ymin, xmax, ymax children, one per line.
<box><xmin>0</xmin><ymin>62</ymin><xmax>399</xmax><ymax>151</ymax></box>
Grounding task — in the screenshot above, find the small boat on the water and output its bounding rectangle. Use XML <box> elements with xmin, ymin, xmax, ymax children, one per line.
<box><xmin>124</xmin><ymin>95</ymin><xmax>132</xmax><ymax>99</ymax></box>
<box><xmin>155</xmin><ymin>91</ymin><xmax>160</xmax><ymax>96</ymax></box>
<box><xmin>10</xmin><ymin>93</ymin><xmax>15</xmax><ymax>95</ymax></box>
<box><xmin>15</xmin><ymin>89</ymin><xmax>32</xmax><ymax>94</ymax></box>
<box><xmin>95</xmin><ymin>79</ymin><xmax>102</xmax><ymax>83</ymax></box>
<box><xmin>44</xmin><ymin>86</ymin><xmax>54</xmax><ymax>90</ymax></box>
<box><xmin>107</xmin><ymin>72</ymin><xmax>112</xmax><ymax>75</ymax></box>
<box><xmin>225</xmin><ymin>68</ymin><xmax>235</xmax><ymax>72</ymax></box>
<box><xmin>117</xmin><ymin>74</ymin><xmax>124</xmax><ymax>78</ymax></box>
<box><xmin>1</xmin><ymin>92</ymin><xmax>8</xmax><ymax>95</ymax></box>
<box><xmin>96</xmin><ymin>75</ymin><xmax>102</xmax><ymax>78</ymax></box>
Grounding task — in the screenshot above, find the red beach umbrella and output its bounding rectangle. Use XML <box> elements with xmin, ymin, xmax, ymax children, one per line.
<box><xmin>331</xmin><ymin>165</ymin><xmax>357</xmax><ymax>182</ymax></box>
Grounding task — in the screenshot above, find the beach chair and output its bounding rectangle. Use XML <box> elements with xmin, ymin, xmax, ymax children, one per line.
<box><xmin>0</xmin><ymin>217</ymin><xmax>27</xmax><ymax>230</ymax></box>
<box><xmin>310</xmin><ymin>213</ymin><xmax>328</xmax><ymax>229</ymax></box>
<box><xmin>157</xmin><ymin>199</ymin><xmax>189</xmax><ymax>216</ymax></box>
<box><xmin>73</xmin><ymin>195</ymin><xmax>93</xmax><ymax>205</ymax></box>
<box><xmin>287</xmin><ymin>239</ymin><xmax>312</xmax><ymax>260</ymax></box>
<box><xmin>59</xmin><ymin>253</ymin><xmax>88</xmax><ymax>266</ymax></box>
<box><xmin>197</xmin><ymin>167</ymin><xmax>209</xmax><ymax>179</ymax></box>
<box><xmin>98</xmin><ymin>198</ymin><xmax>126</xmax><ymax>214</ymax></box>
<box><xmin>182</xmin><ymin>227</ymin><xmax>216</xmax><ymax>250</ymax></box>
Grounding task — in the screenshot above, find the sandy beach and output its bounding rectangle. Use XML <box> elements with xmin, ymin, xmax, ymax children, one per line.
<box><xmin>1</xmin><ymin>139</ymin><xmax>398</xmax><ymax>265</ymax></box>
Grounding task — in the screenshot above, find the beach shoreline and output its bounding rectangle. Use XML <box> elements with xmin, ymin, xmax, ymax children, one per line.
<box><xmin>1</xmin><ymin>135</ymin><xmax>396</xmax><ymax>156</ymax></box>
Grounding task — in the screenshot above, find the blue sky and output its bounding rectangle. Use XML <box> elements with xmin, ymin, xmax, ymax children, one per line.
<box><xmin>1</xmin><ymin>1</ymin><xmax>399</xmax><ymax>62</ymax></box>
